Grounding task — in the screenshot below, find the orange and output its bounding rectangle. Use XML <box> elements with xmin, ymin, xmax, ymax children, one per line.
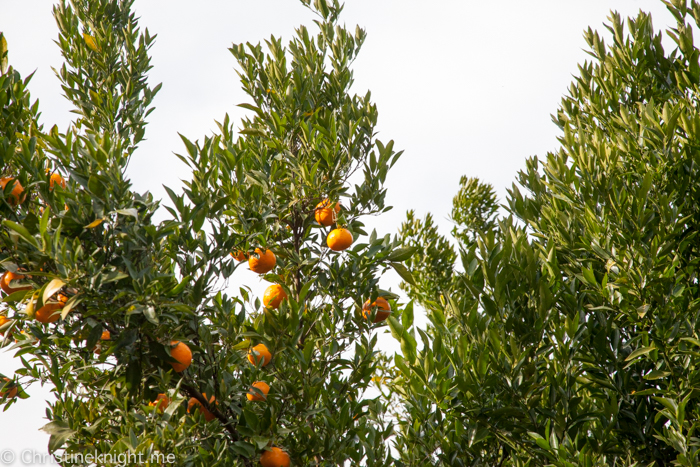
<box><xmin>315</xmin><ymin>199</ymin><xmax>341</xmax><ymax>226</ymax></box>
<box><xmin>248</xmin><ymin>248</ymin><xmax>276</xmax><ymax>274</ymax></box>
<box><xmin>0</xmin><ymin>177</ymin><xmax>24</xmax><ymax>206</ymax></box>
<box><xmin>35</xmin><ymin>294</ymin><xmax>67</xmax><ymax>324</ymax></box>
<box><xmin>149</xmin><ymin>393</ymin><xmax>170</xmax><ymax>412</ymax></box>
<box><xmin>0</xmin><ymin>271</ymin><xmax>32</xmax><ymax>295</ymax></box>
<box><xmin>46</xmin><ymin>169</ymin><xmax>66</xmax><ymax>190</ymax></box>
<box><xmin>94</xmin><ymin>330</ymin><xmax>111</xmax><ymax>354</ymax></box>
<box><xmin>247</xmin><ymin>381</ymin><xmax>270</xmax><ymax>401</ymax></box>
<box><xmin>169</xmin><ymin>340</ymin><xmax>192</xmax><ymax>372</ymax></box>
<box><xmin>260</xmin><ymin>447</ymin><xmax>290</xmax><ymax>467</ymax></box>
<box><xmin>362</xmin><ymin>297</ymin><xmax>391</xmax><ymax>323</ymax></box>
<box><xmin>230</xmin><ymin>250</ymin><xmax>247</xmax><ymax>262</ymax></box>
<box><xmin>187</xmin><ymin>393</ymin><xmax>216</xmax><ymax>422</ymax></box>
<box><xmin>247</xmin><ymin>343</ymin><xmax>272</xmax><ymax>367</ymax></box>
<box><xmin>263</xmin><ymin>284</ymin><xmax>287</xmax><ymax>309</ymax></box>
<box><xmin>327</xmin><ymin>228</ymin><xmax>353</xmax><ymax>251</ymax></box>
<box><xmin>0</xmin><ymin>377</ymin><xmax>17</xmax><ymax>399</ymax></box>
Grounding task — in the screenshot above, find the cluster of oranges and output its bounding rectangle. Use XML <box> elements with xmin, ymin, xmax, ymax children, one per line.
<box><xmin>160</xmin><ymin>338</ymin><xmax>288</xmax><ymax>465</ymax></box>
<box><xmin>313</xmin><ymin>200</ymin><xmax>393</xmax><ymax>325</ymax></box>
<box><xmin>0</xmin><ymin>170</ymin><xmax>70</xmax><ymax>326</ymax></box>
<box><xmin>229</xmin><ymin>198</ymin><xmax>353</xmax><ymax>275</ymax></box>
<box><xmin>245</xmin><ymin>342</ymin><xmax>288</xmax><ymax>466</ymax></box>
<box><xmin>151</xmin><ymin>341</ymin><xmax>219</xmax><ymax>420</ymax></box>
<box><xmin>0</xmin><ymin>271</ymin><xmax>69</xmax><ymax>324</ymax></box>
<box><xmin>0</xmin><ymin>169</ymin><xmax>66</xmax><ymax>207</ymax></box>
<box><xmin>314</xmin><ymin>199</ymin><xmax>353</xmax><ymax>251</ymax></box>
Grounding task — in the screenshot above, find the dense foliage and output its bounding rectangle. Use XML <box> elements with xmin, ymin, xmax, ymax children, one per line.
<box><xmin>392</xmin><ymin>1</ymin><xmax>700</xmax><ymax>465</ymax></box>
<box><xmin>0</xmin><ymin>0</ymin><xmax>410</xmax><ymax>465</ymax></box>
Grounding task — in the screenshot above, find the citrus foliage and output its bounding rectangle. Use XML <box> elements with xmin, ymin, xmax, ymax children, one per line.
<box><xmin>392</xmin><ymin>2</ymin><xmax>700</xmax><ymax>466</ymax></box>
<box><xmin>0</xmin><ymin>0</ymin><xmax>410</xmax><ymax>465</ymax></box>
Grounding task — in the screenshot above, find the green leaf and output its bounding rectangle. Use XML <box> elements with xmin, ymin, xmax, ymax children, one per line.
<box><xmin>387</xmin><ymin>316</ymin><xmax>404</xmax><ymax>341</ymax></box>
<box><xmin>681</xmin><ymin>337</ymin><xmax>700</xmax><ymax>348</ymax></box>
<box><xmin>391</xmin><ymin>262</ymin><xmax>415</xmax><ymax>285</ymax></box>
<box><xmin>644</xmin><ymin>370</ymin><xmax>671</xmax><ymax>380</ymax></box>
<box><xmin>624</xmin><ymin>346</ymin><xmax>655</xmax><ymax>362</ymax></box>
<box><xmin>243</xmin><ymin>408</ymin><xmax>259</xmax><ymax>430</ymax></box>
<box><xmin>299</xmin><ymin>279</ymin><xmax>314</xmax><ymax>303</ymax></box>
<box><xmin>477</xmin><ymin>351</ymin><xmax>489</xmax><ymax>378</ymax></box>
<box><xmin>581</xmin><ymin>267</ymin><xmax>596</xmax><ymax>286</ymax></box>
<box><xmin>251</xmin><ymin>436</ymin><xmax>271</xmax><ymax>450</ymax></box>
<box><xmin>2</xmin><ymin>289</ymin><xmax>31</xmax><ymax>303</ymax></box>
<box><xmin>2</xmin><ymin>220</ymin><xmax>38</xmax><ymax>248</ymax></box>
<box><xmin>528</xmin><ymin>432</ymin><xmax>551</xmax><ymax>451</ymax></box>
<box><xmin>144</xmin><ymin>306</ymin><xmax>159</xmax><ymax>325</ymax></box>
<box><xmin>231</xmin><ymin>440</ymin><xmax>256</xmax><ymax>458</ymax></box>
<box><xmin>387</xmin><ymin>246</ymin><xmax>419</xmax><ymax>262</ymax></box>
<box><xmin>231</xmin><ymin>340</ymin><xmax>251</xmax><ymax>351</ymax></box>
<box><xmin>402</xmin><ymin>300</ymin><xmax>414</xmax><ymax>329</ymax></box>
<box><xmin>88</xmin><ymin>175</ymin><xmax>105</xmax><ymax>197</ymax></box>
<box><xmin>41</xmin><ymin>421</ymin><xmax>76</xmax><ymax>453</ymax></box>
<box><xmin>401</xmin><ymin>331</ymin><xmax>417</xmax><ymax>364</ymax></box>
<box><xmin>303</xmin><ymin>339</ymin><xmax>315</xmax><ymax>365</ymax></box>
<box><xmin>102</xmin><ymin>271</ymin><xmax>129</xmax><ymax>283</ymax></box>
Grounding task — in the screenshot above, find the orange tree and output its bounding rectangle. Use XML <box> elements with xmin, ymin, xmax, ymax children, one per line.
<box><xmin>388</xmin><ymin>1</ymin><xmax>700</xmax><ymax>466</ymax></box>
<box><xmin>0</xmin><ymin>0</ymin><xmax>413</xmax><ymax>465</ymax></box>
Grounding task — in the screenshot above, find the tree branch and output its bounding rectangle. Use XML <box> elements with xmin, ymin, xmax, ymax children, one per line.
<box><xmin>181</xmin><ymin>382</ymin><xmax>240</xmax><ymax>441</ymax></box>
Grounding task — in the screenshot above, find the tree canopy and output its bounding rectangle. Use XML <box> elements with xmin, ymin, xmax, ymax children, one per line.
<box><xmin>393</xmin><ymin>1</ymin><xmax>700</xmax><ymax>465</ymax></box>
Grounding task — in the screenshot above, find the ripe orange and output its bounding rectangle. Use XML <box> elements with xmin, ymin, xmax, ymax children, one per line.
<box><xmin>0</xmin><ymin>177</ymin><xmax>24</xmax><ymax>206</ymax></box>
<box><xmin>263</xmin><ymin>284</ymin><xmax>287</xmax><ymax>309</ymax></box>
<box><xmin>187</xmin><ymin>393</ymin><xmax>216</xmax><ymax>421</ymax></box>
<box><xmin>169</xmin><ymin>340</ymin><xmax>192</xmax><ymax>372</ymax></box>
<box><xmin>149</xmin><ymin>393</ymin><xmax>170</xmax><ymax>413</ymax></box>
<box><xmin>260</xmin><ymin>447</ymin><xmax>290</xmax><ymax>467</ymax></box>
<box><xmin>0</xmin><ymin>377</ymin><xmax>17</xmax><ymax>399</ymax></box>
<box><xmin>248</xmin><ymin>248</ymin><xmax>276</xmax><ymax>274</ymax></box>
<box><xmin>0</xmin><ymin>271</ymin><xmax>32</xmax><ymax>295</ymax></box>
<box><xmin>362</xmin><ymin>297</ymin><xmax>391</xmax><ymax>323</ymax></box>
<box><xmin>247</xmin><ymin>343</ymin><xmax>272</xmax><ymax>367</ymax></box>
<box><xmin>315</xmin><ymin>199</ymin><xmax>341</xmax><ymax>226</ymax></box>
<box><xmin>230</xmin><ymin>250</ymin><xmax>247</xmax><ymax>262</ymax></box>
<box><xmin>247</xmin><ymin>381</ymin><xmax>270</xmax><ymax>401</ymax></box>
<box><xmin>35</xmin><ymin>294</ymin><xmax>67</xmax><ymax>324</ymax></box>
<box><xmin>94</xmin><ymin>330</ymin><xmax>111</xmax><ymax>354</ymax></box>
<box><xmin>327</xmin><ymin>228</ymin><xmax>353</xmax><ymax>251</ymax></box>
<box><xmin>46</xmin><ymin>169</ymin><xmax>66</xmax><ymax>190</ymax></box>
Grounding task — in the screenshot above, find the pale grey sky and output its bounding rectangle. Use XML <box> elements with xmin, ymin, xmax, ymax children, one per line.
<box><xmin>0</xmin><ymin>0</ymin><xmax>675</xmax><ymax>463</ymax></box>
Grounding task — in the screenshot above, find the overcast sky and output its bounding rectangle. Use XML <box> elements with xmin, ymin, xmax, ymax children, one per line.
<box><xmin>0</xmin><ymin>0</ymin><xmax>676</xmax><ymax>462</ymax></box>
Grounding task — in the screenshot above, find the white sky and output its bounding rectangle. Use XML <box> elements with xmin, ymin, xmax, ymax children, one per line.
<box><xmin>0</xmin><ymin>0</ymin><xmax>675</xmax><ymax>463</ymax></box>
